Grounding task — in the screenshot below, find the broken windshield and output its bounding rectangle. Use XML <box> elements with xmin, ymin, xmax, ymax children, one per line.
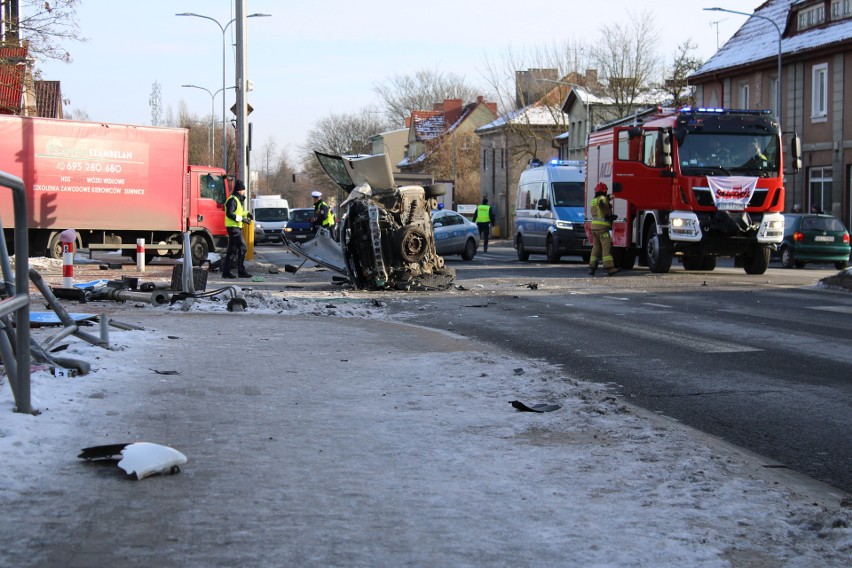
<box><xmin>678</xmin><ymin>133</ymin><xmax>779</xmax><ymax>177</ymax></box>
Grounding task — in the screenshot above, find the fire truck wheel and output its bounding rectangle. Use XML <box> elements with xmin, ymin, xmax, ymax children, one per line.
<box><xmin>743</xmin><ymin>245</ymin><xmax>770</xmax><ymax>275</ymax></box>
<box><xmin>516</xmin><ymin>235</ymin><xmax>530</xmax><ymax>261</ymax></box>
<box><xmin>682</xmin><ymin>255</ymin><xmax>704</xmax><ymax>271</ymax></box>
<box><xmin>645</xmin><ymin>222</ymin><xmax>673</xmax><ymax>273</ymax></box>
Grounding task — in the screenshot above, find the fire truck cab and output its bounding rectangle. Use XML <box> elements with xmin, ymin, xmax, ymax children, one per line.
<box><xmin>585</xmin><ymin>107</ymin><xmax>799</xmax><ymax>275</ymax></box>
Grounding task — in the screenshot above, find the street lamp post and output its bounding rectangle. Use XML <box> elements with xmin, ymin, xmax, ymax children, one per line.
<box><xmin>175</xmin><ymin>11</ymin><xmax>271</xmax><ymax>173</ymax></box>
<box><xmin>181</xmin><ymin>84</ymin><xmax>236</xmax><ymax>162</ymax></box>
<box><xmin>704</xmin><ymin>7</ymin><xmax>782</xmax><ymax>127</ymax></box>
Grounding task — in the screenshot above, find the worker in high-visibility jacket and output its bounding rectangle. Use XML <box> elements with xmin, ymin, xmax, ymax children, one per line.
<box><xmin>222</xmin><ymin>179</ymin><xmax>252</xmax><ymax>279</ymax></box>
<box><xmin>474</xmin><ymin>197</ymin><xmax>495</xmax><ymax>252</ymax></box>
<box><xmin>311</xmin><ymin>191</ymin><xmax>335</xmax><ymax>230</ymax></box>
<box><xmin>588</xmin><ymin>182</ymin><xmax>619</xmax><ymax>276</ymax></box>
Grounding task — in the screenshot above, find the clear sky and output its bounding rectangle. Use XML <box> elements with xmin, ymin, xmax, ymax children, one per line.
<box><xmin>35</xmin><ymin>0</ymin><xmax>762</xmax><ymax>168</ymax></box>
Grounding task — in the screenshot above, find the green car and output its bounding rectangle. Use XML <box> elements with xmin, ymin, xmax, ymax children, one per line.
<box><xmin>779</xmin><ymin>214</ymin><xmax>850</xmax><ymax>269</ymax></box>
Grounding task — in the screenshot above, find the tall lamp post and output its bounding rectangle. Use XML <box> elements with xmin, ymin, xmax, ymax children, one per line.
<box><xmin>181</xmin><ymin>84</ymin><xmax>234</xmax><ymax>161</ymax></box>
<box><xmin>704</xmin><ymin>7</ymin><xmax>782</xmax><ymax>127</ymax></box>
<box><xmin>175</xmin><ymin>11</ymin><xmax>271</xmax><ymax>172</ymax></box>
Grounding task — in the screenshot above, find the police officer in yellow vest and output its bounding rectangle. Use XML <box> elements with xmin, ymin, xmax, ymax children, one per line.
<box><xmin>475</xmin><ymin>197</ymin><xmax>495</xmax><ymax>252</ymax></box>
<box><xmin>311</xmin><ymin>191</ymin><xmax>335</xmax><ymax>231</ymax></box>
<box><xmin>588</xmin><ymin>182</ymin><xmax>619</xmax><ymax>276</ymax></box>
<box><xmin>222</xmin><ymin>179</ymin><xmax>252</xmax><ymax>279</ymax></box>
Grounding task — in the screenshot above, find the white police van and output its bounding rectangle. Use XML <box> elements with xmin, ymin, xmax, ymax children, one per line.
<box><xmin>513</xmin><ymin>159</ymin><xmax>590</xmax><ymax>262</ymax></box>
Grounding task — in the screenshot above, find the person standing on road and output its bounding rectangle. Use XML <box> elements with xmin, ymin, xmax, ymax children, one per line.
<box><xmin>311</xmin><ymin>191</ymin><xmax>335</xmax><ymax>232</ymax></box>
<box><xmin>588</xmin><ymin>183</ymin><xmax>619</xmax><ymax>276</ymax></box>
<box><xmin>475</xmin><ymin>197</ymin><xmax>495</xmax><ymax>253</ymax></box>
<box><xmin>222</xmin><ymin>179</ymin><xmax>252</xmax><ymax>279</ymax></box>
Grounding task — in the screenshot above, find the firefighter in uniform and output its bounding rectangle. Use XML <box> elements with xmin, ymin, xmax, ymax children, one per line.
<box><xmin>311</xmin><ymin>191</ymin><xmax>335</xmax><ymax>232</ymax></box>
<box><xmin>474</xmin><ymin>197</ymin><xmax>495</xmax><ymax>252</ymax></box>
<box><xmin>222</xmin><ymin>179</ymin><xmax>252</xmax><ymax>278</ymax></box>
<box><xmin>588</xmin><ymin>182</ymin><xmax>619</xmax><ymax>276</ymax></box>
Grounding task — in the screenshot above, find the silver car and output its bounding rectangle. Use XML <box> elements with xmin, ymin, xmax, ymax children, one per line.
<box><xmin>432</xmin><ymin>210</ymin><xmax>479</xmax><ymax>260</ymax></box>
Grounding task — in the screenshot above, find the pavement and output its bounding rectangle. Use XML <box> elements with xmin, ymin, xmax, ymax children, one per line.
<box><xmin>1</xmin><ymin>250</ymin><xmax>851</xmax><ymax>567</ymax></box>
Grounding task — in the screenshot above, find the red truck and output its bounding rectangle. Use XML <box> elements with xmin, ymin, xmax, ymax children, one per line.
<box><xmin>0</xmin><ymin>115</ymin><xmax>231</xmax><ymax>265</ymax></box>
<box><xmin>585</xmin><ymin>107</ymin><xmax>800</xmax><ymax>274</ymax></box>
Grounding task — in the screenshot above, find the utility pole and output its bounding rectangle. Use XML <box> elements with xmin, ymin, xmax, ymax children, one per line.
<box><xmin>235</xmin><ymin>0</ymin><xmax>249</xmax><ymax>201</ymax></box>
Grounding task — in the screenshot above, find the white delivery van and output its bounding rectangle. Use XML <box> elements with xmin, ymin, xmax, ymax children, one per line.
<box><xmin>250</xmin><ymin>195</ymin><xmax>290</xmax><ymax>244</ymax></box>
<box><xmin>513</xmin><ymin>160</ymin><xmax>590</xmax><ymax>262</ymax></box>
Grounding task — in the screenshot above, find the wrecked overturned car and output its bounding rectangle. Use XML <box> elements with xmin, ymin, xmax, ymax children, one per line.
<box><xmin>285</xmin><ymin>152</ymin><xmax>456</xmax><ymax>291</ymax></box>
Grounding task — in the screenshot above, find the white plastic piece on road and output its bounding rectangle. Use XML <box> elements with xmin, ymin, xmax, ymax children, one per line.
<box><xmin>117</xmin><ymin>442</ymin><xmax>187</xmax><ymax>480</ymax></box>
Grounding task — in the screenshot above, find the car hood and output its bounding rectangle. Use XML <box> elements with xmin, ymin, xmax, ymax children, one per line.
<box><xmin>315</xmin><ymin>152</ymin><xmax>395</xmax><ymax>191</ymax></box>
<box><xmin>554</xmin><ymin>206</ymin><xmax>585</xmax><ymax>223</ymax></box>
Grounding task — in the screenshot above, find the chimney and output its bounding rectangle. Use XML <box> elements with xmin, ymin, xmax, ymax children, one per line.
<box><xmin>585</xmin><ymin>68</ymin><xmax>598</xmax><ymax>87</ymax></box>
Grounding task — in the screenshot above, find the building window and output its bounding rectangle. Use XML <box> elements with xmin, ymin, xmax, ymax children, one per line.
<box><xmin>768</xmin><ymin>77</ymin><xmax>779</xmax><ymax>116</ymax></box>
<box><xmin>831</xmin><ymin>0</ymin><xmax>852</xmax><ymax>19</ymax></box>
<box><xmin>811</xmin><ymin>63</ymin><xmax>828</xmax><ymax>120</ymax></box>
<box><xmin>808</xmin><ymin>166</ymin><xmax>832</xmax><ymax>213</ymax></box>
<box><xmin>798</xmin><ymin>4</ymin><xmax>826</xmax><ymax>29</ymax></box>
<box><xmin>738</xmin><ymin>83</ymin><xmax>750</xmax><ymax>109</ymax></box>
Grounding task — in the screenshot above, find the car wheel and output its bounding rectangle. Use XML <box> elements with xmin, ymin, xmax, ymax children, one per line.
<box><xmin>461</xmin><ymin>238</ymin><xmax>476</xmax><ymax>261</ymax></box>
<box><xmin>834</xmin><ymin>260</ymin><xmax>848</xmax><ymax>270</ymax></box>
<box><xmin>780</xmin><ymin>246</ymin><xmax>795</xmax><ymax>269</ymax></box>
<box><xmin>396</xmin><ymin>226</ymin><xmax>429</xmax><ymax>262</ymax></box>
<box><xmin>545</xmin><ymin>236</ymin><xmax>560</xmax><ymax>263</ymax></box>
<box><xmin>516</xmin><ymin>235</ymin><xmax>529</xmax><ymax>261</ymax></box>
<box><xmin>645</xmin><ymin>221</ymin><xmax>672</xmax><ymax>273</ymax></box>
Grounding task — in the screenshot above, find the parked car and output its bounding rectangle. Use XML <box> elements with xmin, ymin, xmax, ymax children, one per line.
<box><xmin>283</xmin><ymin>208</ymin><xmax>319</xmax><ymax>243</ymax></box>
<box><xmin>432</xmin><ymin>210</ymin><xmax>479</xmax><ymax>260</ymax></box>
<box><xmin>776</xmin><ymin>213</ymin><xmax>850</xmax><ymax>269</ymax></box>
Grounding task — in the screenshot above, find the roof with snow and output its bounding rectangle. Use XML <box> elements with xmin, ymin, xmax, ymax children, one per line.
<box><xmin>476</xmin><ymin>104</ymin><xmax>569</xmax><ymax>134</ymax></box>
<box><xmin>692</xmin><ymin>0</ymin><xmax>852</xmax><ymax>79</ymax></box>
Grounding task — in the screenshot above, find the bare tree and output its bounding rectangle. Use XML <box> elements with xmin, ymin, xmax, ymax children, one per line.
<box><xmin>592</xmin><ymin>10</ymin><xmax>662</xmax><ymax>117</ymax></box>
<box><xmin>658</xmin><ymin>39</ymin><xmax>703</xmax><ymax>108</ymax></box>
<box><xmin>2</xmin><ymin>0</ymin><xmax>85</xmax><ymax>63</ymax></box>
<box><xmin>373</xmin><ymin>68</ymin><xmax>482</xmax><ymax>125</ymax></box>
<box><xmin>298</xmin><ymin>106</ymin><xmax>393</xmax><ymax>195</ymax></box>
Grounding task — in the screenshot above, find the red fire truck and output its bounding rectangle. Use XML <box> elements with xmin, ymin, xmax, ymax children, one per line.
<box><xmin>585</xmin><ymin>107</ymin><xmax>800</xmax><ymax>274</ymax></box>
<box><xmin>0</xmin><ymin>115</ymin><xmax>231</xmax><ymax>265</ymax></box>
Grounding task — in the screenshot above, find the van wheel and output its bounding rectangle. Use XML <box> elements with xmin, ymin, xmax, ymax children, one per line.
<box><xmin>516</xmin><ymin>236</ymin><xmax>529</xmax><ymax>261</ymax></box>
<box><xmin>461</xmin><ymin>238</ymin><xmax>476</xmax><ymax>261</ymax></box>
<box><xmin>545</xmin><ymin>236</ymin><xmax>560</xmax><ymax>263</ymax></box>
<box><xmin>46</xmin><ymin>231</ymin><xmax>82</xmax><ymax>260</ymax></box>
<box><xmin>834</xmin><ymin>260</ymin><xmax>848</xmax><ymax>270</ymax></box>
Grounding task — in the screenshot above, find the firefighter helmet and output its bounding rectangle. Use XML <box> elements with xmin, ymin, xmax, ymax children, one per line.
<box><xmin>594</xmin><ymin>182</ymin><xmax>608</xmax><ymax>195</ymax></box>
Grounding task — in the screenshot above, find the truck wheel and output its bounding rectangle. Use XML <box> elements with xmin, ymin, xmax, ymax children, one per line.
<box><xmin>461</xmin><ymin>238</ymin><xmax>477</xmax><ymax>261</ymax></box>
<box><xmin>46</xmin><ymin>231</ymin><xmax>82</xmax><ymax>259</ymax></box>
<box><xmin>545</xmin><ymin>236</ymin><xmax>560</xmax><ymax>263</ymax></box>
<box><xmin>190</xmin><ymin>235</ymin><xmax>210</xmax><ymax>267</ymax></box>
<box><xmin>645</xmin><ymin>222</ymin><xmax>672</xmax><ymax>273</ymax></box>
<box><xmin>743</xmin><ymin>246</ymin><xmax>770</xmax><ymax>275</ymax></box>
<box><xmin>682</xmin><ymin>255</ymin><xmax>704</xmax><ymax>271</ymax></box>
<box><xmin>701</xmin><ymin>256</ymin><xmax>717</xmax><ymax>271</ymax></box>
<box><xmin>780</xmin><ymin>246</ymin><xmax>795</xmax><ymax>269</ymax></box>
<box><xmin>516</xmin><ymin>235</ymin><xmax>529</xmax><ymax>261</ymax></box>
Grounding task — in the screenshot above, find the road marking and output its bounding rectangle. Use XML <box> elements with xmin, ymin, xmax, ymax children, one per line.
<box><xmin>642</xmin><ymin>302</ymin><xmax>672</xmax><ymax>308</ymax></box>
<box><xmin>586</xmin><ymin>317</ymin><xmax>762</xmax><ymax>353</ymax></box>
<box><xmin>808</xmin><ymin>305</ymin><xmax>852</xmax><ymax>314</ymax></box>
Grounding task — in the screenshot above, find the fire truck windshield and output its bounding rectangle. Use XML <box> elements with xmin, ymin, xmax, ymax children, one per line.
<box><xmin>677</xmin><ymin>133</ymin><xmax>779</xmax><ymax>177</ymax></box>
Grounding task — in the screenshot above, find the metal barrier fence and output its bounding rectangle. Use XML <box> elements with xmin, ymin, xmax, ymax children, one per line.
<box><xmin>0</xmin><ymin>170</ymin><xmax>31</xmax><ymax>414</ymax></box>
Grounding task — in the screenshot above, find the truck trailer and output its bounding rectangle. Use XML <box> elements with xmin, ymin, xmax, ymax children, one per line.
<box><xmin>585</xmin><ymin>107</ymin><xmax>800</xmax><ymax>275</ymax></box>
<box><xmin>0</xmin><ymin>115</ymin><xmax>231</xmax><ymax>265</ymax></box>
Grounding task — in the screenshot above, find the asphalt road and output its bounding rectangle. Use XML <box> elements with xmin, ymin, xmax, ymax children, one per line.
<box><xmin>258</xmin><ymin>241</ymin><xmax>852</xmax><ymax>493</ymax></box>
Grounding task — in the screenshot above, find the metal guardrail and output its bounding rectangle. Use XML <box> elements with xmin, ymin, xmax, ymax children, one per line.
<box><xmin>0</xmin><ymin>170</ymin><xmax>31</xmax><ymax>414</ymax></box>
